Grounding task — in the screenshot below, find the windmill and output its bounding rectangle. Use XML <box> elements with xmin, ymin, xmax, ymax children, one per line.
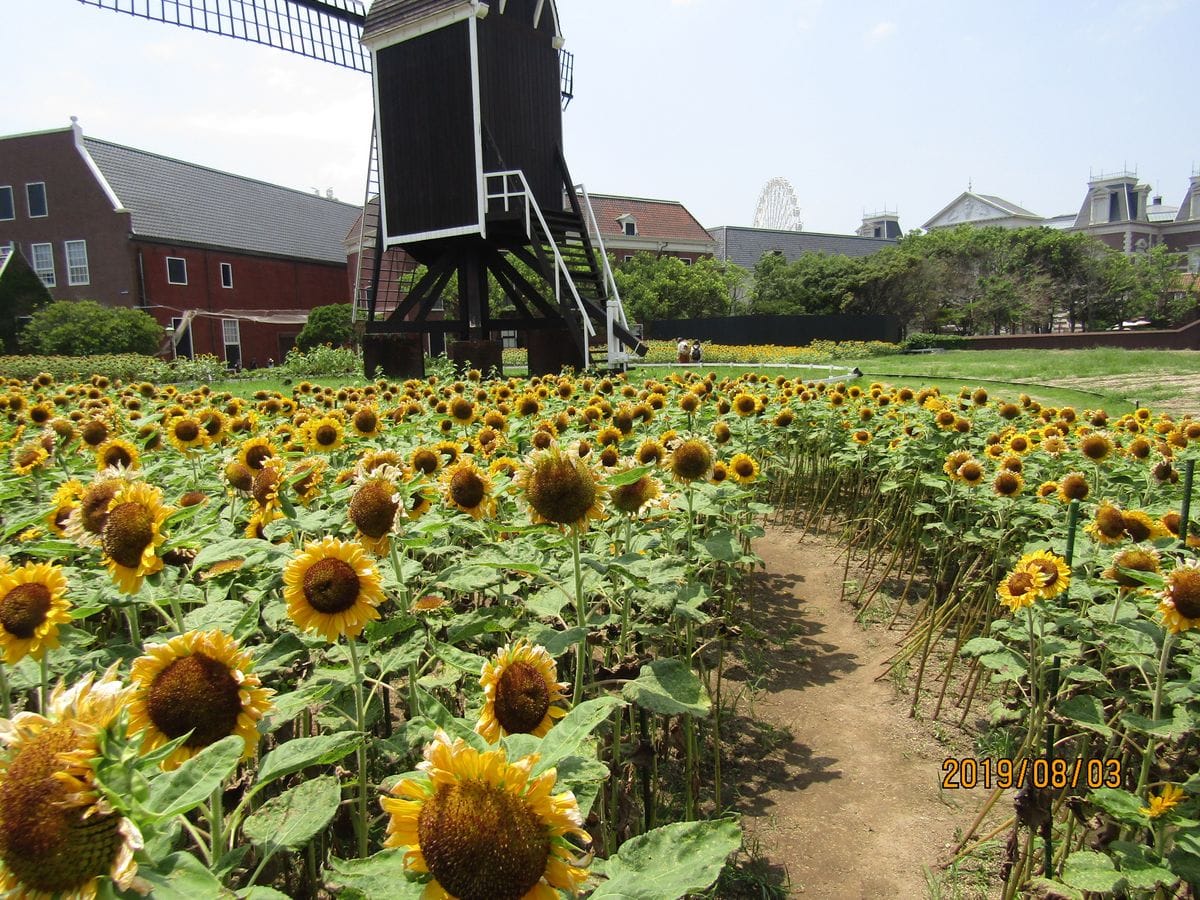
<box><xmin>75</xmin><ymin>0</ymin><xmax>646</xmax><ymax>377</ymax></box>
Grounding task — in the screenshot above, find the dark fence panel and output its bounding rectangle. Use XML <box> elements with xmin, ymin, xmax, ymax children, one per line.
<box><xmin>966</xmin><ymin>318</ymin><xmax>1200</xmax><ymax>351</ymax></box>
<box><xmin>643</xmin><ymin>314</ymin><xmax>902</xmax><ymax>345</ymax></box>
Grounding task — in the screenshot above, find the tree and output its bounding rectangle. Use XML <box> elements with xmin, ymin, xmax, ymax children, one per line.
<box><xmin>612</xmin><ymin>255</ymin><xmax>745</xmax><ymax>322</ymax></box>
<box><xmin>296</xmin><ymin>303</ymin><xmax>354</xmax><ymax>350</ymax></box>
<box><xmin>0</xmin><ymin>251</ymin><xmax>53</xmax><ymax>353</ymax></box>
<box><xmin>21</xmin><ymin>300</ymin><xmax>162</xmax><ymax>356</ymax></box>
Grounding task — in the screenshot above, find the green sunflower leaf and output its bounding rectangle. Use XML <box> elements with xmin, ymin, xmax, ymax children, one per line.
<box><xmin>243</xmin><ymin>774</ymin><xmax>341</xmax><ymax>850</ymax></box>
<box><xmin>532</xmin><ymin>696</ymin><xmax>625</xmax><ymax>776</ymax></box>
<box><xmin>622</xmin><ymin>660</ymin><xmax>710</xmax><ymax>718</ymax></box>
<box><xmin>145</xmin><ymin>735</ymin><xmax>243</xmax><ymax>820</ymax></box>
<box><xmin>590</xmin><ymin>819</ymin><xmax>742</xmax><ymax>899</ymax></box>
<box><xmin>255</xmin><ymin>731</ymin><xmax>363</xmax><ymax>789</ymax></box>
<box><xmin>324</xmin><ymin>850</ymin><xmax>426</xmax><ymax>899</ymax></box>
<box><xmin>136</xmin><ymin>851</ymin><xmax>234</xmax><ymax>899</ymax></box>
<box><xmin>1061</xmin><ymin>850</ymin><xmax>1122</xmax><ymax>893</ymax></box>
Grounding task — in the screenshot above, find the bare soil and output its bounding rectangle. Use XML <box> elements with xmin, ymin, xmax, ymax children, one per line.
<box><xmin>723</xmin><ymin>526</ymin><xmax>994</xmax><ymax>899</ymax></box>
<box><xmin>1025</xmin><ymin>373</ymin><xmax>1200</xmax><ymax>418</ymax></box>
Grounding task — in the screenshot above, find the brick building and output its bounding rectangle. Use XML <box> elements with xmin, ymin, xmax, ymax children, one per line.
<box><xmin>583</xmin><ymin>193</ymin><xmax>716</xmax><ymax>264</ymax></box>
<box><xmin>0</xmin><ymin>120</ymin><xmax>361</xmax><ymax>366</ymax></box>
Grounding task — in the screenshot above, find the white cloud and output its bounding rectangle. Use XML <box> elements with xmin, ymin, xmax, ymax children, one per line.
<box><xmin>865</xmin><ymin>21</ymin><xmax>897</xmax><ymax>44</ymax></box>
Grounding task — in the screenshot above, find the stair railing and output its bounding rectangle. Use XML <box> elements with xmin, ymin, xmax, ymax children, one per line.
<box><xmin>576</xmin><ymin>184</ymin><xmax>635</xmax><ymax>365</ymax></box>
<box><xmin>485</xmin><ymin>170</ymin><xmax>596</xmax><ymax>366</ymax></box>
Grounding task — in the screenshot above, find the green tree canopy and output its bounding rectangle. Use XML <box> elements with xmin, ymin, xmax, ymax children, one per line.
<box><xmin>21</xmin><ymin>300</ymin><xmax>163</xmax><ymax>356</ymax></box>
<box><xmin>296</xmin><ymin>303</ymin><xmax>354</xmax><ymax>351</ymax></box>
<box><xmin>612</xmin><ymin>255</ymin><xmax>747</xmax><ymax>322</ymax></box>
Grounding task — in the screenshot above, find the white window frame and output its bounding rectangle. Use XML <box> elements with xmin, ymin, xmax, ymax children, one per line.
<box><xmin>64</xmin><ymin>240</ymin><xmax>90</xmax><ymax>285</ymax></box>
<box><xmin>166</xmin><ymin>256</ymin><xmax>188</xmax><ymax>285</ymax></box>
<box><xmin>622</xmin><ymin>254</ymin><xmax>635</xmax><ymax>263</ymax></box>
<box><xmin>30</xmin><ymin>243</ymin><xmax>55</xmax><ymax>287</ymax></box>
<box><xmin>220</xmin><ymin>261</ymin><xmax>233</xmax><ymax>289</ymax></box>
<box><xmin>0</xmin><ymin>186</ymin><xmax>13</xmax><ymax>221</ymax></box>
<box><xmin>221</xmin><ymin>318</ymin><xmax>241</xmax><ymax>361</ymax></box>
<box><xmin>25</xmin><ymin>182</ymin><xmax>47</xmax><ymax>219</ymax></box>
<box><xmin>679</xmin><ymin>257</ymin><xmax>691</xmax><ymax>266</ymax></box>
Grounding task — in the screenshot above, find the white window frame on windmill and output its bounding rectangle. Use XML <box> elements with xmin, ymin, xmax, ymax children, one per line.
<box><xmin>30</xmin><ymin>243</ymin><xmax>55</xmax><ymax>287</ymax></box>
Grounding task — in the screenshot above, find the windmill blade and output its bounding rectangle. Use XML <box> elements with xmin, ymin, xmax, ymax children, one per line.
<box><xmin>77</xmin><ymin>0</ymin><xmax>371</xmax><ymax>73</ymax></box>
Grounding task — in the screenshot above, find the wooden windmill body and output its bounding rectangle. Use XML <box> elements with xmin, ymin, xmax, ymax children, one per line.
<box><xmin>78</xmin><ymin>0</ymin><xmax>646</xmax><ymax>377</ymax></box>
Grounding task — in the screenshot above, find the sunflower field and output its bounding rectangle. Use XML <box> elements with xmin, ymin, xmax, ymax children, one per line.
<box><xmin>0</xmin><ymin>366</ymin><xmax>1197</xmax><ymax>899</ymax></box>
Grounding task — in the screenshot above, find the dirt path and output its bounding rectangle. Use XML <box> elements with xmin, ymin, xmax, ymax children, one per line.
<box><xmin>723</xmin><ymin>526</ymin><xmax>988</xmax><ymax>899</ymax></box>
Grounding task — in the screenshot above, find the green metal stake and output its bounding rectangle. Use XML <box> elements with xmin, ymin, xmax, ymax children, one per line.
<box><xmin>1064</xmin><ymin>499</ymin><xmax>1080</xmax><ymax>567</ymax></box>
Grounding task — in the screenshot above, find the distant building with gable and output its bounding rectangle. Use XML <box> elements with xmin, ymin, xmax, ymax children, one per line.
<box><xmin>583</xmin><ymin>193</ymin><xmax>716</xmax><ymax>264</ymax></box>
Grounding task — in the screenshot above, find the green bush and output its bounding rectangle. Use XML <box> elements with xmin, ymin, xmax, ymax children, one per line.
<box><xmin>295</xmin><ymin>303</ymin><xmax>353</xmax><ymax>351</ymax></box>
<box><xmin>20</xmin><ymin>300</ymin><xmax>163</xmax><ymax>356</ymax></box>
<box><xmin>280</xmin><ymin>345</ymin><xmax>362</xmax><ymax>377</ymax></box>
<box><xmin>901</xmin><ymin>332</ymin><xmax>969</xmax><ymax>351</ymax></box>
<box><xmin>0</xmin><ymin>352</ymin><xmax>228</xmax><ymax>384</ymax></box>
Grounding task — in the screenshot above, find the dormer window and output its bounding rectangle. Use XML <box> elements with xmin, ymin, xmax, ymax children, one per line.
<box><xmin>1192</xmin><ymin>194</ymin><xmax>1200</xmax><ymax>221</ymax></box>
<box><xmin>617</xmin><ymin>214</ymin><xmax>637</xmax><ymax>237</ymax></box>
<box><xmin>1090</xmin><ymin>194</ymin><xmax>1108</xmax><ymax>225</ymax></box>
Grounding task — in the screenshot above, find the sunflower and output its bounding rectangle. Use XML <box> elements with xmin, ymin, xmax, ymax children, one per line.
<box><xmin>668</xmin><ymin>438</ymin><xmax>714</xmax><ymax>483</ymax></box>
<box><xmin>126</xmin><ymin>630</ymin><xmax>273</xmax><ymax>770</ymax></box>
<box><xmin>728</xmin><ymin>452</ymin><xmax>760</xmax><ymax>485</ymax></box>
<box><xmin>1017</xmin><ymin>550</ymin><xmax>1070</xmax><ymax>599</ymax></box>
<box><xmin>475</xmin><ymin>640</ymin><xmax>569</xmax><ymax>743</ymax></box>
<box><xmin>100</xmin><ymin>481</ymin><xmax>172</xmax><ymax>595</ymax></box>
<box><xmin>303</xmin><ymin>415</ymin><xmax>345</xmax><ymax>453</ymax></box>
<box><xmin>1086</xmin><ymin>501</ymin><xmax>1128</xmax><ymax>545</ymax></box>
<box><xmin>290</xmin><ymin>457</ymin><xmax>328</xmax><ymax>505</ymax></box>
<box><xmin>197</xmin><ymin>408</ymin><xmax>228</xmax><ymax>444</ymax></box>
<box><xmin>608</xmin><ymin>464</ymin><xmax>666</xmax><ymax>517</ymax></box>
<box><xmin>224</xmin><ymin>459</ymin><xmax>254</xmax><ymax>492</ymax></box>
<box><xmin>349</xmin><ymin>475</ymin><xmax>400</xmax><ymax>554</ymax></box>
<box><xmin>1057</xmin><ymin>472</ymin><xmax>1090</xmax><ymax>502</ymax></box>
<box><xmin>447</xmin><ymin>396</ymin><xmax>476</xmax><ymax>428</ymax></box>
<box><xmin>515</xmin><ymin>447</ymin><xmax>606</xmax><ymax>532</ymax></box>
<box><xmin>1103</xmin><ymin>547</ymin><xmax>1160</xmax><ymax>590</ymax></box>
<box><xmin>238</xmin><ymin>436</ymin><xmax>277</xmax><ymax>472</ymax></box>
<box><xmin>404</xmin><ymin>478</ymin><xmax>439</xmax><ymax>521</ymax></box>
<box><xmin>434</xmin><ymin>439</ymin><xmax>462</xmax><ymax>467</ymax></box>
<box><xmin>350</xmin><ymin>405</ymin><xmax>382</xmax><ymax>438</ymax></box>
<box><xmin>283</xmin><ymin>537</ymin><xmax>386</xmax><ymax>641</ymax></box>
<box><xmin>595</xmin><ymin>425</ymin><xmax>622</xmax><ymax>447</ymax></box>
<box><xmin>167</xmin><ymin>415</ymin><xmax>208</xmax><ymax>454</ymax></box>
<box><xmin>1140</xmin><ymin>784</ymin><xmax>1185</xmax><ymax>818</ymax></box>
<box><xmin>11</xmin><ymin>443</ymin><xmax>48</xmax><ymax>476</ymax></box>
<box><xmin>993</xmin><ymin>470</ymin><xmax>1024</xmax><ymax>498</ymax></box>
<box><xmin>943</xmin><ymin>450</ymin><xmax>972</xmax><ymax>479</ymax></box>
<box><xmin>47</xmin><ymin>478</ymin><xmax>85</xmax><ymax>536</ymax></box>
<box><xmin>634</xmin><ymin>439</ymin><xmax>665</xmax><ymax>467</ymax></box>
<box><xmin>1158</xmin><ymin>559</ymin><xmax>1200</xmax><ymax>633</ymax></box>
<box><xmin>381</xmin><ymin>731</ymin><xmax>588</xmax><ymax>900</ymax></box>
<box><xmin>732</xmin><ymin>392</ymin><xmax>758</xmax><ymax>417</ymax></box>
<box><xmin>1122</xmin><ymin>510</ymin><xmax>1167</xmax><ymax>543</ymax></box>
<box><xmin>95</xmin><ymin>437</ymin><xmax>140</xmax><ymax>473</ymax></box>
<box><xmin>997</xmin><ymin>567</ymin><xmax>1046</xmax><ymax>613</ymax></box>
<box><xmin>0</xmin><ymin>562</ymin><xmax>72</xmax><ymax>665</ymax></box>
<box><xmin>245</xmin><ymin>503</ymin><xmax>285</xmax><ymax>540</ymax></box>
<box><xmin>1079</xmin><ymin>432</ymin><xmax>1113</xmax><ymax>462</ymax></box>
<box><xmin>957</xmin><ymin>459</ymin><xmax>985</xmax><ymax>487</ymax></box>
<box><xmin>0</xmin><ymin>669</ymin><xmax>142</xmax><ymax>900</ymax></box>
<box><xmin>441</xmin><ymin>459</ymin><xmax>496</xmax><ymax>520</ymax></box>
<box><xmin>411</xmin><ymin>445</ymin><xmax>442</xmax><ymax>476</ymax></box>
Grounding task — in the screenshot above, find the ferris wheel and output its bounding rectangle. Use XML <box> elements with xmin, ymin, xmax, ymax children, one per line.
<box><xmin>753</xmin><ymin>177</ymin><xmax>803</xmax><ymax>231</ymax></box>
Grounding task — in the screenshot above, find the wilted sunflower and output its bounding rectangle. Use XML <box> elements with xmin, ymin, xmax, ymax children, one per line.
<box><xmin>0</xmin><ymin>561</ymin><xmax>71</xmax><ymax>664</ymax></box>
<box><xmin>997</xmin><ymin>567</ymin><xmax>1046</xmax><ymax>612</ymax></box>
<box><xmin>1159</xmin><ymin>559</ymin><xmax>1200</xmax><ymax>633</ymax></box>
<box><xmin>381</xmin><ymin>731</ymin><xmax>588</xmax><ymax>900</ymax></box>
<box><xmin>95</xmin><ymin>437</ymin><xmax>140</xmax><ymax>472</ymax></box>
<box><xmin>608</xmin><ymin>464</ymin><xmax>666</xmax><ymax>517</ymax></box>
<box><xmin>100</xmin><ymin>481</ymin><xmax>172</xmax><ymax>595</ymax></box>
<box><xmin>1017</xmin><ymin>550</ymin><xmax>1070</xmax><ymax>599</ymax></box>
<box><xmin>668</xmin><ymin>438</ymin><xmax>714</xmax><ymax>483</ymax></box>
<box><xmin>1122</xmin><ymin>510</ymin><xmax>1167</xmax><ymax>543</ymax></box>
<box><xmin>283</xmin><ymin>537</ymin><xmax>386</xmax><ymax>641</ymax></box>
<box><xmin>0</xmin><ymin>668</ymin><xmax>142</xmax><ymax>900</ymax></box>
<box><xmin>126</xmin><ymin>629</ymin><xmax>273</xmax><ymax>770</ymax></box>
<box><xmin>475</xmin><ymin>640</ymin><xmax>569</xmax><ymax>743</ymax></box>
<box><xmin>515</xmin><ymin>447</ymin><xmax>605</xmax><ymax>531</ymax></box>
<box><xmin>10</xmin><ymin>442</ymin><xmax>48</xmax><ymax>476</ymax></box>
<box><xmin>441</xmin><ymin>459</ymin><xmax>495</xmax><ymax>520</ymax></box>
<box><xmin>728</xmin><ymin>452</ymin><xmax>760</xmax><ymax>485</ymax></box>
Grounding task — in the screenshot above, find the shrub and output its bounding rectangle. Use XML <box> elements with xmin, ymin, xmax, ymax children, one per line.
<box><xmin>295</xmin><ymin>303</ymin><xmax>353</xmax><ymax>351</ymax></box>
<box><xmin>280</xmin><ymin>345</ymin><xmax>362</xmax><ymax>377</ymax></box>
<box><xmin>20</xmin><ymin>300</ymin><xmax>163</xmax><ymax>356</ymax></box>
<box><xmin>901</xmin><ymin>332</ymin><xmax>969</xmax><ymax>351</ymax></box>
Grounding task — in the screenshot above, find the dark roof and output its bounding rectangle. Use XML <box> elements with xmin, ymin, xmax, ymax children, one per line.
<box><xmin>587</xmin><ymin>194</ymin><xmax>714</xmax><ymax>244</ymax></box>
<box><xmin>81</xmin><ymin>138</ymin><xmax>361</xmax><ymax>265</ymax></box>
<box><xmin>709</xmin><ymin>226</ymin><xmax>896</xmax><ymax>269</ymax></box>
<box><xmin>363</xmin><ymin>0</ymin><xmax>561</xmax><ymax>44</ymax></box>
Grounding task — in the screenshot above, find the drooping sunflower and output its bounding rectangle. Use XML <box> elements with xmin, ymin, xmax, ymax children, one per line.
<box><xmin>1121</xmin><ymin>509</ymin><xmax>1167</xmax><ymax>543</ymax></box>
<box><xmin>608</xmin><ymin>463</ymin><xmax>666</xmax><ymax>517</ymax></box>
<box><xmin>441</xmin><ymin>459</ymin><xmax>496</xmax><ymax>520</ymax></box>
<box><xmin>126</xmin><ymin>629</ymin><xmax>274</xmax><ymax>770</ymax></box>
<box><xmin>1016</xmin><ymin>550</ymin><xmax>1071</xmax><ymax>599</ymax></box>
<box><xmin>1086</xmin><ymin>501</ymin><xmax>1128</xmax><ymax>545</ymax></box>
<box><xmin>381</xmin><ymin>731</ymin><xmax>588</xmax><ymax>900</ymax></box>
<box><xmin>0</xmin><ymin>668</ymin><xmax>142</xmax><ymax>900</ymax></box>
<box><xmin>10</xmin><ymin>442</ymin><xmax>48</xmax><ymax>476</ymax></box>
<box><xmin>47</xmin><ymin>478</ymin><xmax>85</xmax><ymax>537</ymax></box>
<box><xmin>1159</xmin><ymin>559</ymin><xmax>1200</xmax><ymax>633</ymax></box>
<box><xmin>283</xmin><ymin>537</ymin><xmax>386</xmax><ymax>641</ymax></box>
<box><xmin>475</xmin><ymin>640</ymin><xmax>569</xmax><ymax>743</ymax></box>
<box><xmin>515</xmin><ymin>447</ymin><xmax>606</xmax><ymax>532</ymax></box>
<box><xmin>728</xmin><ymin>452</ymin><xmax>760</xmax><ymax>485</ymax></box>
<box><xmin>349</xmin><ymin>475</ymin><xmax>401</xmax><ymax>554</ymax></box>
<box><xmin>100</xmin><ymin>481</ymin><xmax>172</xmax><ymax>595</ymax></box>
<box><xmin>0</xmin><ymin>562</ymin><xmax>72</xmax><ymax>665</ymax></box>
<box><xmin>289</xmin><ymin>457</ymin><xmax>328</xmax><ymax>505</ymax></box>
<box><xmin>996</xmin><ymin>567</ymin><xmax>1046</xmax><ymax>613</ymax></box>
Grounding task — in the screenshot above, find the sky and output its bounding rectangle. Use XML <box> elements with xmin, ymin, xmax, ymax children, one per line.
<box><xmin>3</xmin><ymin>0</ymin><xmax>1198</xmax><ymax>235</ymax></box>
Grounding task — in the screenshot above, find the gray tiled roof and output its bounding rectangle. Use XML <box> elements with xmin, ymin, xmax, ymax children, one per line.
<box><xmin>82</xmin><ymin>138</ymin><xmax>362</xmax><ymax>265</ymax></box>
<box><xmin>976</xmin><ymin>194</ymin><xmax>1040</xmax><ymax>218</ymax></box>
<box><xmin>708</xmin><ymin>225</ymin><xmax>896</xmax><ymax>269</ymax></box>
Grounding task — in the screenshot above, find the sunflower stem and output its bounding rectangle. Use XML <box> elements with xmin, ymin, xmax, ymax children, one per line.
<box><xmin>210</xmin><ymin>784</ymin><xmax>225</xmax><ymax>861</ymax></box>
<box><xmin>1180</xmin><ymin>459</ymin><xmax>1195</xmax><ymax>549</ymax></box>
<box><xmin>38</xmin><ymin>652</ymin><xmax>49</xmax><ymax>714</ymax></box>
<box><xmin>124</xmin><ymin>604</ymin><xmax>141</xmax><ymax>651</ymax></box>
<box><xmin>1136</xmin><ymin>632</ymin><xmax>1174</xmax><ymax>799</ymax></box>
<box><xmin>347</xmin><ymin>637</ymin><xmax>370</xmax><ymax>858</ymax></box>
<box><xmin>571</xmin><ymin>528</ymin><xmax>587</xmax><ymax>707</ymax></box>
<box><xmin>0</xmin><ymin>664</ymin><xmax>10</xmax><ymax>718</ymax></box>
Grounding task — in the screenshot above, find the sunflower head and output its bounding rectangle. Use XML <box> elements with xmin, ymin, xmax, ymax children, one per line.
<box><xmin>608</xmin><ymin>465</ymin><xmax>665</xmax><ymax>517</ymax></box>
<box><xmin>1122</xmin><ymin>510</ymin><xmax>1166</xmax><ymax>543</ymax></box>
<box><xmin>957</xmin><ymin>459</ymin><xmax>985</xmax><ymax>487</ymax></box>
<box><xmin>441</xmin><ymin>460</ymin><xmax>494</xmax><ymax>519</ymax></box>
<box><xmin>381</xmin><ymin>731</ymin><xmax>587</xmax><ymax>900</ymax></box>
<box><xmin>516</xmin><ymin>447</ymin><xmax>605</xmax><ymax>531</ymax></box>
<box><xmin>1017</xmin><ymin>550</ymin><xmax>1070</xmax><ymax>599</ymax></box>
<box><xmin>282</xmin><ymin>537</ymin><xmax>386</xmax><ymax>641</ymax></box>
<box><xmin>1088</xmin><ymin>502</ymin><xmax>1128</xmax><ymax>544</ymax></box>
<box><xmin>238</xmin><ymin>436</ymin><xmax>277</xmax><ymax>472</ymax></box>
<box><xmin>101</xmin><ymin>481</ymin><xmax>171</xmax><ymax>595</ymax></box>
<box><xmin>1159</xmin><ymin>560</ymin><xmax>1200</xmax><ymax>633</ymax></box>
<box><xmin>993</xmin><ymin>470</ymin><xmax>1024</xmax><ymax>497</ymax></box>
<box><xmin>476</xmin><ymin>640</ymin><xmax>569</xmax><ymax>743</ymax></box>
<box><xmin>349</xmin><ymin>476</ymin><xmax>400</xmax><ymax>552</ymax></box>
<box><xmin>1079</xmin><ymin>433</ymin><xmax>1113</xmax><ymax>462</ymax></box>
<box><xmin>1057</xmin><ymin>472</ymin><xmax>1090</xmax><ymax>502</ymax></box>
<box><xmin>0</xmin><ymin>562</ymin><xmax>71</xmax><ymax>665</ymax></box>
<box><xmin>997</xmin><ymin>567</ymin><xmax>1045</xmax><ymax>612</ymax></box>
<box><xmin>1103</xmin><ymin>547</ymin><xmax>1160</xmax><ymax>589</ymax></box>
<box><xmin>668</xmin><ymin>438</ymin><xmax>714</xmax><ymax>483</ymax></box>
<box><xmin>729</xmin><ymin>452</ymin><xmax>759</xmax><ymax>485</ymax></box>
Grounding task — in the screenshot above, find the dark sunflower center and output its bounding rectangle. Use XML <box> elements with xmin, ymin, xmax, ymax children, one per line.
<box><xmin>355</xmin><ymin>410</ymin><xmax>378</xmax><ymax>433</ymax></box>
<box><xmin>1097</xmin><ymin>509</ymin><xmax>1125</xmax><ymax>538</ymax></box>
<box><xmin>672</xmin><ymin>441</ymin><xmax>712</xmax><ymax>481</ymax></box>
<box><xmin>350</xmin><ymin>482</ymin><xmax>398</xmax><ymax>538</ymax></box>
<box><xmin>0</xmin><ymin>583</ymin><xmax>52</xmax><ymax>639</ymax></box>
<box><xmin>494</xmin><ymin>661</ymin><xmax>552</xmax><ymax>734</ymax></box>
<box><xmin>202</xmin><ymin>416</ymin><xmax>222</xmax><ymax>437</ymax></box>
<box><xmin>315</xmin><ymin>425</ymin><xmax>339</xmax><ymax>446</ymax></box>
<box><xmin>450</xmin><ymin>469</ymin><xmax>486</xmax><ymax>509</ymax></box>
<box><xmin>1169</xmin><ymin>569</ymin><xmax>1200</xmax><ymax>618</ymax></box>
<box><xmin>995</xmin><ymin>473</ymin><xmax>1020</xmax><ymax>495</ymax></box>
<box><xmin>451</xmin><ymin>399</ymin><xmax>474</xmax><ymax>421</ymax></box>
<box><xmin>527</xmin><ymin>458</ymin><xmax>595</xmax><ymax>526</ymax></box>
<box><xmin>418</xmin><ymin>780</ymin><xmax>550</xmax><ymax>900</ymax></box>
<box><xmin>102</xmin><ymin>502</ymin><xmax>155</xmax><ymax>569</ymax></box>
<box><xmin>413</xmin><ymin>450</ymin><xmax>439</xmax><ymax>475</ymax></box>
<box><xmin>0</xmin><ymin>725</ymin><xmax>124</xmax><ymax>895</ymax></box>
<box><xmin>1007</xmin><ymin>572</ymin><xmax>1036</xmax><ymax>596</ymax></box>
<box><xmin>301</xmin><ymin>557</ymin><xmax>362</xmax><ymax>614</ymax></box>
<box><xmin>146</xmin><ymin>652</ymin><xmax>242</xmax><ymax>747</ymax></box>
<box><xmin>103</xmin><ymin>445</ymin><xmax>133</xmax><ymax>468</ymax></box>
<box><xmin>174</xmin><ymin>420</ymin><xmax>200</xmax><ymax>442</ymax></box>
<box><xmin>1061</xmin><ymin>476</ymin><xmax>1089</xmax><ymax>500</ymax></box>
<box><xmin>734</xmin><ymin>459</ymin><xmax>755</xmax><ymax>477</ymax></box>
<box><xmin>245</xmin><ymin>444</ymin><xmax>272</xmax><ymax>470</ymax></box>
<box><xmin>1122</xmin><ymin>514</ymin><xmax>1152</xmax><ymax>542</ymax></box>
<box><xmin>1030</xmin><ymin>560</ymin><xmax>1059</xmax><ymax>586</ymax></box>
<box><xmin>612</xmin><ymin>476</ymin><xmax>653</xmax><ymax>514</ymax></box>
<box><xmin>81</xmin><ymin>421</ymin><xmax>108</xmax><ymax>446</ymax></box>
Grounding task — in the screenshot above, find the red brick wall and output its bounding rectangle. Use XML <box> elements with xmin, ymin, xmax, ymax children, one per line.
<box><xmin>966</xmin><ymin>318</ymin><xmax>1200</xmax><ymax>351</ymax></box>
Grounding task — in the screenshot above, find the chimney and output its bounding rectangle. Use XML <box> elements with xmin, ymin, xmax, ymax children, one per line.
<box><xmin>326</xmin><ymin>188</ymin><xmax>335</xmax><ymax>200</ymax></box>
